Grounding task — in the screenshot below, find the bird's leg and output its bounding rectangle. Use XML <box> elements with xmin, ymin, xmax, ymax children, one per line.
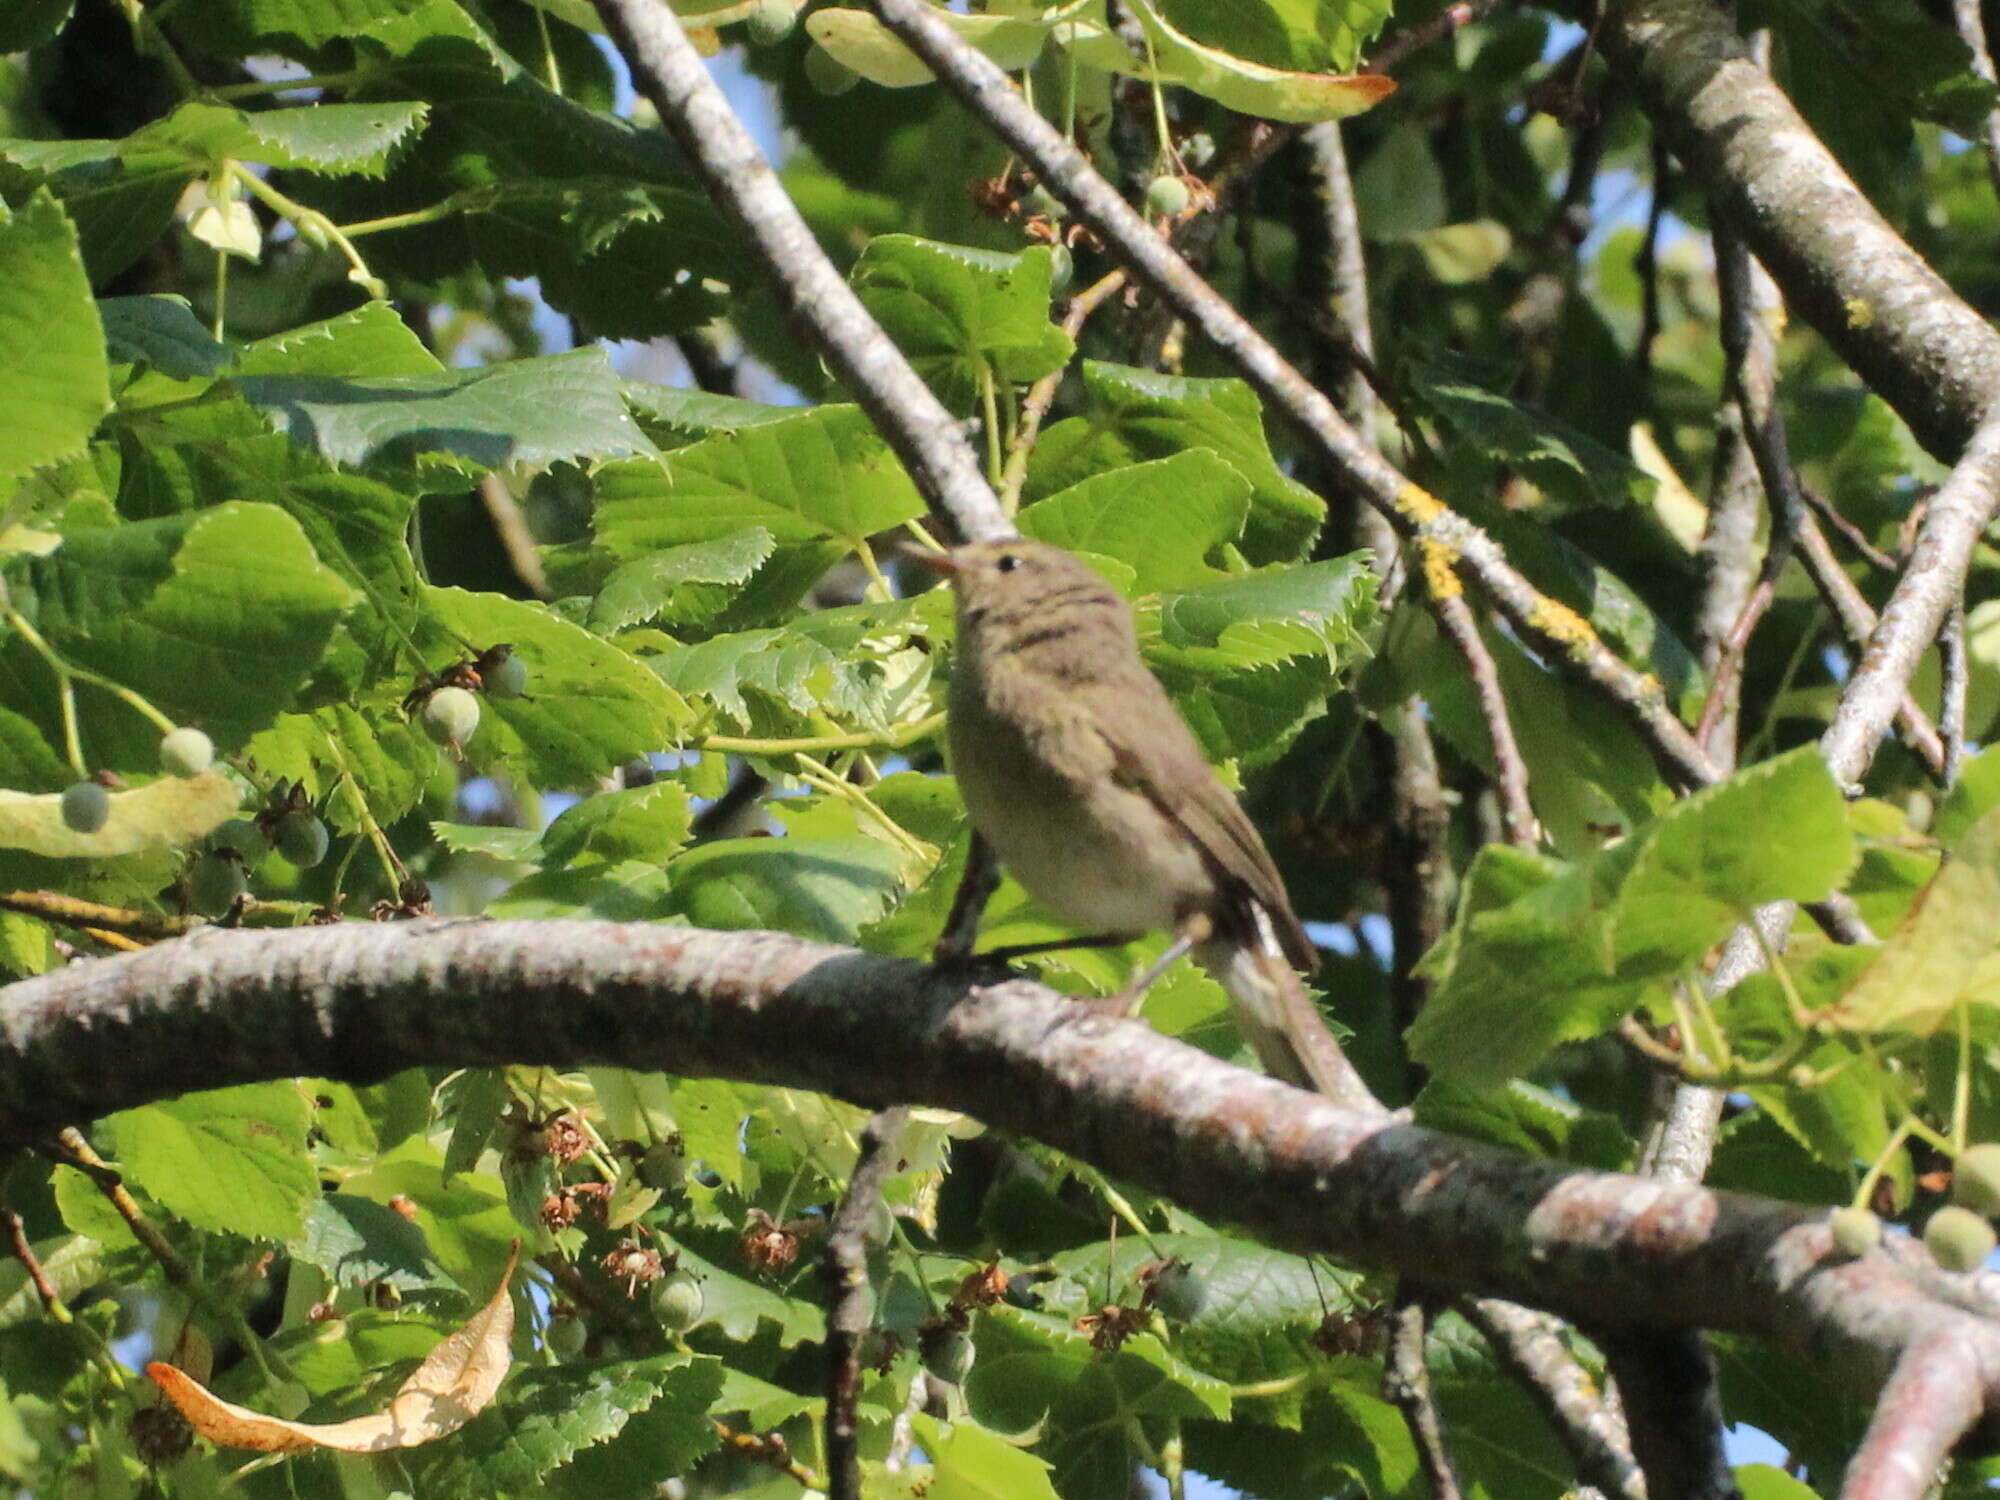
<box><xmin>1106</xmin><ymin>912</ymin><xmax>1214</xmax><ymax>1017</ymax></box>
<box><xmin>931</xmin><ymin>833</ymin><xmax>1001</xmax><ymax>964</ymax></box>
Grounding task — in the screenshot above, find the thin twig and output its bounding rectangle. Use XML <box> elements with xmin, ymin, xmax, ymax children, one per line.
<box><xmin>1384</xmin><ymin>1292</ymin><xmax>1463</xmax><ymax>1500</ymax></box>
<box><xmin>476</xmin><ymin>475</ymin><xmax>552</xmax><ymax>600</ymax></box>
<box><xmin>1952</xmin><ymin>0</ymin><xmax>2000</xmax><ymax>206</ymax></box>
<box><xmin>1</xmin><ymin>890</ymin><xmax>199</xmax><ymax>940</ymax></box>
<box><xmin>1690</xmin><ymin>410</ymin><xmax>1762</xmax><ymax>765</ymax></box>
<box><xmin>822</xmin><ymin>1105</ymin><xmax>909</xmax><ymax>1500</ymax></box>
<box><xmin>1363</xmin><ymin>0</ymin><xmax>1498</xmax><ymax>75</ymax></box>
<box><xmin>1941</xmin><ymin>604</ymin><xmax>1967</xmax><ymax>790</ymax></box>
<box><xmin>1465</xmin><ymin>1300</ymin><xmax>1645</xmax><ymax>1500</ymax></box>
<box><xmin>4</xmin><ymin>1208</ymin><xmax>65</xmax><ymax>1316</ymax></box>
<box><xmin>997</xmin><ymin>268</ymin><xmax>1126</xmax><ymax>509</ymax></box>
<box><xmin>869</xmin><ymin>0</ymin><xmax>1718</xmax><ymax>792</ymax></box>
<box><xmin>1431</xmin><ymin>593</ymin><xmax>1536</xmax><ymax>850</ymax></box>
<box><xmin>1635</xmin><ymin>134</ymin><xmax>1670</xmax><ymax>387</ymax></box>
<box><xmin>1802</xmin><ymin>484</ymin><xmax>1899</xmax><ymax>574</ymax></box>
<box><xmin>590</xmin><ymin>0</ymin><xmax>1009</xmax><ymax>547</ymax></box>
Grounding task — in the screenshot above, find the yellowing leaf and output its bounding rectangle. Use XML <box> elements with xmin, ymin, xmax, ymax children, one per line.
<box><xmin>1124</xmin><ymin>0</ymin><xmax>1393</xmax><ymax>124</ymax></box>
<box><xmin>1825</xmin><ymin>806</ymin><xmax>2000</xmax><ymax>1035</ymax></box>
<box><xmin>148</xmin><ymin>1243</ymin><xmax>519</xmax><ymax>1453</ymax></box>
<box><xmin>806</xmin><ymin>6</ymin><xmax>1059</xmax><ymax>87</ymax></box>
<box><xmin>0</xmin><ymin>774</ymin><xmax>238</xmax><ymax>858</ymax></box>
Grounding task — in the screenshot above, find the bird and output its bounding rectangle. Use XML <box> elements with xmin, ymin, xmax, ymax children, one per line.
<box><xmin>916</xmin><ymin>538</ymin><xmax>1368</xmax><ymax>1107</ymax></box>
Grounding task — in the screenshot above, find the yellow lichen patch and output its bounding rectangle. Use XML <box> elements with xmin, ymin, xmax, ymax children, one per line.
<box><xmin>1526</xmin><ymin>595</ymin><xmax>1598</xmax><ymax>650</ymax></box>
<box><xmin>1418</xmin><ymin>536</ymin><xmax>1463</xmax><ymax>599</ymax></box>
<box><xmin>1844</xmin><ymin>297</ymin><xmax>1875</xmax><ymax>330</ymax></box>
<box><xmin>1394</xmin><ymin>482</ymin><xmax>1447</xmax><ymax>526</ymax></box>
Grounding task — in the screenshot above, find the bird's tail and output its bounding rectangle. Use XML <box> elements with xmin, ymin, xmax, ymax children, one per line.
<box><xmin>1196</xmin><ymin>904</ymin><xmax>1374</xmax><ymax>1110</ymax></box>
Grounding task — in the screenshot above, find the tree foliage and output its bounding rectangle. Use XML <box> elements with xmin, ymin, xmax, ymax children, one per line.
<box><xmin>4</xmin><ymin>0</ymin><xmax>2000</xmax><ymax>1495</ymax></box>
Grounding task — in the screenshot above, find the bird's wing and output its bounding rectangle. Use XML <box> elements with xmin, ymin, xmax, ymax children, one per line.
<box><xmin>1086</xmin><ymin>671</ymin><xmax>1318</xmax><ymax>974</ymax></box>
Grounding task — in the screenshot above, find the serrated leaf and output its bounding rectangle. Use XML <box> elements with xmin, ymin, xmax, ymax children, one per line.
<box><xmin>852</xmin><ymin>235</ymin><xmax>1072</xmax><ymax>411</ymax></box>
<box><xmin>669</xmin><ymin>1243</ymin><xmax>823</xmax><ymax>1346</ymax></box>
<box><xmin>589</xmin><ymin>403</ymin><xmax>923</xmax><ymax>553</ymax></box>
<box><xmin>0</xmin><ymin>191</ymin><xmax>110</xmax><ymax>488</ymax></box>
<box><xmin>0</xmin><ymin>773</ymin><xmax>238</xmax><ymax>859</ymax></box>
<box><xmin>588</xmin><ymin>528</ymin><xmax>777</xmax><ymax>632</ymax></box>
<box><xmin>106</xmin><ymin>1083</ymin><xmax>318</xmax><ymax>1241</ymax></box>
<box><xmin>909</xmin><ymin>1413</ymin><xmax>1062</xmax><ymax>1500</ymax></box>
<box><xmin>238</xmin><ymin>348</ymin><xmax>657</xmax><ymax>471</ymax></box>
<box><xmin>1019</xmin><ymin>452</ymin><xmax>1249</xmax><ymax>591</ymax></box>
<box><xmin>541</xmin><ymin>782</ymin><xmax>693</xmax><ymax>867</ymax></box>
<box><xmin>147</xmin><ymin>100</ymin><xmax>431</xmax><ymax>177</ymax></box>
<box><xmin>292</xmin><ymin>1194</ymin><xmax>454</xmax><ymax>1297</ymax></box>
<box><xmin>235</xmin><ymin>302</ymin><xmax>443</xmax><ymax>379</ymax></box>
<box><xmin>1024</xmin><ymin>362</ymin><xmax>1324</xmax><ymax>562</ymax></box>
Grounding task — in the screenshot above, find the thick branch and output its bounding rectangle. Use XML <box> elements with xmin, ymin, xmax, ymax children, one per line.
<box><xmin>7</xmin><ymin>919</ymin><xmax>2000</xmax><ymax>1433</ymax></box>
<box><xmin>1604</xmin><ymin>0</ymin><xmax>2000</xmax><ymax>459</ymax></box>
<box><xmin>590</xmin><ymin>0</ymin><xmax>1007</xmax><ymax>546</ymax></box>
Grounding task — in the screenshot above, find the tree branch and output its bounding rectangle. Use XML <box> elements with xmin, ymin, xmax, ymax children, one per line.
<box><xmin>589</xmin><ymin>0</ymin><xmax>1008</xmax><ymax>547</ymax></box>
<box><xmin>1605</xmin><ymin>0</ymin><xmax>2000</xmax><ymax>459</ymax></box>
<box><xmin>821</xmin><ymin>1104</ymin><xmax>908</xmax><ymax>1500</ymax></box>
<box><xmin>7</xmin><ymin>916</ymin><xmax>2000</xmax><ymax>1461</ymax></box>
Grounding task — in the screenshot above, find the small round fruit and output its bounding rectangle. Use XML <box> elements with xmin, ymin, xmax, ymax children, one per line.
<box><xmin>545</xmin><ymin>1313</ymin><xmax>588</xmax><ymax>1360</ymax></box>
<box><xmin>1024</xmin><ymin>184</ymin><xmax>1065</xmax><ymax>221</ymax></box>
<box><xmin>747</xmin><ymin>0</ymin><xmax>795</xmax><ymax>43</ymax></box>
<box><xmin>1925</xmin><ymin>1205</ymin><xmax>1997</xmax><ymax>1272</ymax></box>
<box><xmin>208</xmin><ymin>817</ymin><xmax>267</xmax><ymax>860</ymax></box>
<box><xmin>805</xmin><ymin>45</ymin><xmax>858</xmax><ymax>96</ymax></box>
<box><xmin>1828</xmin><ymin>1205</ymin><xmax>1880</xmax><ymax>1259</ymax></box>
<box><xmin>1180</xmin><ymin>132</ymin><xmax>1216</xmax><ymax>170</ymax></box>
<box><xmin>1047</xmin><ymin>243</ymin><xmax>1074</xmax><ymax>296</ymax></box>
<box><xmin>1144</xmin><ymin>174</ymin><xmax>1190</xmax><ymax>218</ymax></box>
<box><xmin>650</xmin><ymin>1270</ymin><xmax>705</xmax><ymax>1333</ymax></box>
<box><xmin>60</xmin><ymin>781</ymin><xmax>109</xmax><ymax>834</ymax></box>
<box><xmin>423</xmin><ymin>686</ymin><xmax>481</xmax><ymax>747</ymax></box>
<box><xmin>1955</xmin><ymin>1143</ymin><xmax>2000</xmax><ymax>1217</ymax></box>
<box><xmin>484</xmin><ymin>653</ymin><xmax>529</xmax><ymax>701</ymax></box>
<box><xmin>638</xmin><ymin>1140</ymin><xmax>687</xmax><ymax>1192</ymax></box>
<box><xmin>275</xmin><ymin>812</ymin><xmax>329</xmax><ymax>869</ymax></box>
<box><xmin>1149</xmin><ymin>1260</ymin><xmax>1206</xmax><ymax>1322</ymax></box>
<box><xmin>921</xmin><ymin>1326</ymin><xmax>975</xmax><ymax>1385</ymax></box>
<box><xmin>189</xmin><ymin>852</ymin><xmax>248</xmax><ymax>913</ymax></box>
<box><xmin>158</xmin><ymin>727</ymin><xmax>215</xmax><ymax>778</ymax></box>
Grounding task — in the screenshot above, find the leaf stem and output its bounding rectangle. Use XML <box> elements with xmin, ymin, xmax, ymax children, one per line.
<box><xmin>699</xmin><ymin>712</ymin><xmax>947</xmax><ymax>757</ymax></box>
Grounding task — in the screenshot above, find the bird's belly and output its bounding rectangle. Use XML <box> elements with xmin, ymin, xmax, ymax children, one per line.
<box><xmin>974</xmin><ymin>779</ymin><xmax>1210</xmax><ymax>935</ymax></box>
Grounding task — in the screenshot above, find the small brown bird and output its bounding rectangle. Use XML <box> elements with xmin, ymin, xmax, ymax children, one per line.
<box><xmin>921</xmin><ymin>538</ymin><xmax>1368</xmax><ymax>1106</ymax></box>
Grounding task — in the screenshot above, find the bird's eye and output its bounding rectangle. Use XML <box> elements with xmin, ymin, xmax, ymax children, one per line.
<box><xmin>996</xmin><ymin>554</ymin><xmax>1022</xmax><ymax>573</ymax></box>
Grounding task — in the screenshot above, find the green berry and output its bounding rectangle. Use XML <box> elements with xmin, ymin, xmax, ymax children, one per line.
<box><xmin>805</xmin><ymin>45</ymin><xmax>857</xmax><ymax>96</ymax></box>
<box><xmin>423</xmin><ymin>686</ymin><xmax>481</xmax><ymax>747</ymax></box>
<box><xmin>60</xmin><ymin>781</ymin><xmax>109</xmax><ymax>834</ymax></box>
<box><xmin>275</xmin><ymin>812</ymin><xmax>329</xmax><ymax>869</ymax></box>
<box><xmin>484</xmin><ymin>654</ymin><xmax>529</xmax><ymax>701</ymax></box>
<box><xmin>638</xmin><ymin>1140</ymin><xmax>687</xmax><ymax>1192</ymax></box>
<box><xmin>208</xmin><ymin>817</ymin><xmax>267</xmax><ymax>860</ymax></box>
<box><xmin>1828</xmin><ymin>1205</ymin><xmax>1880</xmax><ymax>1259</ymax></box>
<box><xmin>1954</xmin><ymin>1143</ymin><xmax>2000</xmax><ymax>1218</ymax></box>
<box><xmin>159</xmin><ymin>727</ymin><xmax>215</xmax><ymax>778</ymax></box>
<box><xmin>1925</xmin><ymin>1205</ymin><xmax>1997</xmax><ymax>1272</ymax></box>
<box><xmin>1149</xmin><ymin>1260</ymin><xmax>1206</xmax><ymax>1322</ymax></box>
<box><xmin>747</xmin><ymin>0</ymin><xmax>795</xmax><ymax>44</ymax></box>
<box><xmin>920</xmin><ymin>1326</ymin><xmax>975</xmax><ymax>1385</ymax></box>
<box><xmin>1144</xmin><ymin>174</ymin><xmax>1190</xmax><ymax>218</ymax></box>
<box><xmin>1024</xmin><ymin>184</ymin><xmax>1065</xmax><ymax>220</ymax></box>
<box><xmin>650</xmin><ymin>1270</ymin><xmax>705</xmax><ymax>1333</ymax></box>
<box><xmin>189</xmin><ymin>852</ymin><xmax>249</xmax><ymax>913</ymax></box>
<box><xmin>545</xmin><ymin>1313</ymin><xmax>587</xmax><ymax>1360</ymax></box>
<box><xmin>1047</xmin><ymin>243</ymin><xmax>1074</xmax><ymax>296</ymax></box>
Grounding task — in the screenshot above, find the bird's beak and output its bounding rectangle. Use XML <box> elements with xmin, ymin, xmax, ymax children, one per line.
<box><xmin>899</xmin><ymin>544</ymin><xmax>959</xmax><ymax>577</ymax></box>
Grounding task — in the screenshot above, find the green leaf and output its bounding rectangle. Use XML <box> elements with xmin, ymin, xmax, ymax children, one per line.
<box><xmin>1415</xmin><ymin>1079</ymin><xmax>1632</xmax><ymax>1169</ymax></box>
<box><xmin>1024</xmin><ymin>362</ymin><xmax>1324</xmax><ymax>562</ymax></box>
<box><xmin>291</xmin><ymin>1194</ymin><xmax>454</xmax><ymax>1298</ymax></box>
<box><xmin>589</xmin><ymin>404</ymin><xmax>923</xmax><ymax>552</ymax></box>
<box><xmin>909</xmin><ymin>1413</ymin><xmax>1062</xmax><ymax>1500</ymax></box>
<box><xmin>1156</xmin><ymin>0</ymin><xmax>1389</xmax><ymax>72</ymax></box>
<box><xmin>0</xmin><ymin>774</ymin><xmax>238</xmax><ymax>859</ymax></box>
<box><xmin>668</xmin><ymin>1242</ymin><xmax>824</xmax><ymax>1346</ymax></box>
<box><xmin>147</xmin><ymin>100</ymin><xmax>430</xmax><ymax>177</ymax></box>
<box><xmin>0</xmin><ymin>137</ymin><xmax>197</xmax><ymax>283</ymax></box>
<box><xmin>405</xmin><ymin>1355</ymin><xmax>723</xmax><ymax>1498</ymax></box>
<box><xmin>0</xmin><ymin>0</ymin><xmax>71</xmax><ymax>51</ymax></box>
<box><xmin>98</xmin><ymin>296</ymin><xmax>229</xmax><ymax>379</ymax></box>
<box><xmin>1826</xmin><ymin>803</ymin><xmax>2000</xmax><ymax>1035</ymax></box>
<box><xmin>0</xmin><ymin>191</ymin><xmax>109</xmax><ymax>489</ymax></box>
<box><xmin>805</xmin><ymin>6</ymin><xmax>1057</xmax><ymax>86</ymax></box>
<box><xmin>1019</xmin><ymin>452</ymin><xmax>1249</xmax><ymax>592</ymax></box>
<box><xmin>1610</xmin><ymin>746</ymin><xmax>1854</xmax><ymax>966</ymax></box>
<box><xmin>105</xmin><ymin>1083</ymin><xmax>318</xmax><ymax>1241</ymax></box>
<box><xmin>541</xmin><ymin>782</ymin><xmax>693</xmax><ymax>867</ymax></box>
<box><xmin>852</xmin><ymin>235</ymin><xmax>1072</xmax><ymax>411</ymax></box>
<box><xmin>237</xmin><ymin>347</ymin><xmax>657</xmax><ymax>472</ymax></box>
<box><xmin>7</xmin><ymin>502</ymin><xmax>357</xmax><ymax>759</ymax></box>
<box><xmin>235</xmin><ymin>302</ymin><xmax>443</xmax><ymax>379</ymax></box>
<box><xmin>666</xmin><ymin>834</ymin><xmax>905</xmax><ymax>943</ymax></box>
<box><xmin>587</xmin><ymin>528</ymin><xmax>777</xmax><ymax>633</ymax></box>
<box><xmin>423</xmin><ymin>586</ymin><xmax>695</xmax><ymax>789</ymax></box>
